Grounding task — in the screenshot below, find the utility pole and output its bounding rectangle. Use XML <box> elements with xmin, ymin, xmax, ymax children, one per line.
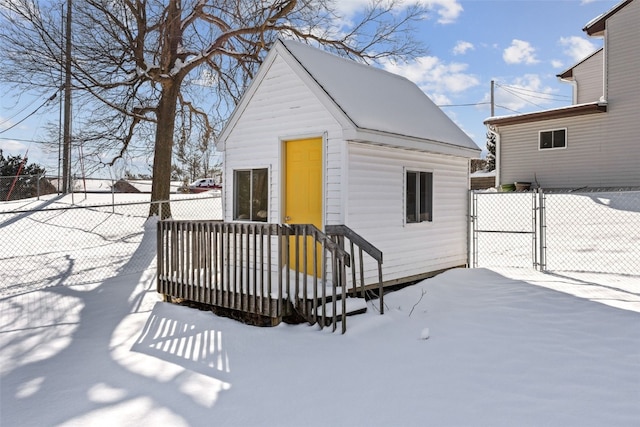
<box><xmin>490</xmin><ymin>79</ymin><xmax>495</xmax><ymax>117</ymax></box>
<box><xmin>62</xmin><ymin>0</ymin><xmax>72</xmax><ymax>194</ymax></box>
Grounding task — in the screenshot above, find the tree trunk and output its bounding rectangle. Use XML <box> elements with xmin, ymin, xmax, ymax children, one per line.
<box><xmin>149</xmin><ymin>81</ymin><xmax>180</xmax><ymax>219</ymax></box>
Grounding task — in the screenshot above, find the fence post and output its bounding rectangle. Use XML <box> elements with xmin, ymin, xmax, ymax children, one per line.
<box><xmin>467</xmin><ymin>190</ymin><xmax>471</xmax><ymax>268</ymax></box>
<box><xmin>538</xmin><ymin>189</ymin><xmax>546</xmax><ymax>271</ymax></box>
<box><xmin>469</xmin><ymin>190</ymin><xmax>478</xmax><ymax>268</ymax></box>
<box><xmin>111</xmin><ymin>180</ymin><xmax>116</xmax><ymax>213</ymax></box>
<box><xmin>532</xmin><ymin>190</ymin><xmax>537</xmax><ymax>269</ymax></box>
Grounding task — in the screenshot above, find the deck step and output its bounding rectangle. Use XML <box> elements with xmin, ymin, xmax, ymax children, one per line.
<box><xmin>316</xmin><ymin>297</ymin><xmax>368</xmax><ymax>318</ymax></box>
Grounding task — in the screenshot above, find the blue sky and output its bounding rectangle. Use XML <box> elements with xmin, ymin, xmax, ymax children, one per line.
<box><xmin>0</xmin><ymin>0</ymin><xmax>620</xmax><ymax>175</ymax></box>
<box><xmin>373</xmin><ymin>0</ymin><xmax>618</xmax><ymax>151</ymax></box>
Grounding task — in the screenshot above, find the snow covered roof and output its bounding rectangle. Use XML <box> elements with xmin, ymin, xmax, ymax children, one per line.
<box><xmin>484</xmin><ymin>101</ymin><xmax>607</xmax><ymax>127</ymax></box>
<box><xmin>280</xmin><ymin>39</ymin><xmax>479</xmax><ymax>153</ymax></box>
<box><xmin>583</xmin><ymin>0</ymin><xmax>634</xmax><ymax>36</ymax></box>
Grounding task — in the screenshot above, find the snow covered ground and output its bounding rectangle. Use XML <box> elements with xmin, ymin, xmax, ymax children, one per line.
<box><xmin>1</xmin><ymin>194</ymin><xmax>639</xmax><ymax>426</ymax></box>
<box><xmin>473</xmin><ymin>190</ymin><xmax>640</xmax><ymax>279</ymax></box>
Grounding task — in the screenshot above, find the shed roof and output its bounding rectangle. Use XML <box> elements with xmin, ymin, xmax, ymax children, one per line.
<box><xmin>280</xmin><ymin>40</ymin><xmax>479</xmax><ymax>152</ymax></box>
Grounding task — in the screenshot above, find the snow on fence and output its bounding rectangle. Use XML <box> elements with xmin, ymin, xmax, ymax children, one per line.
<box><xmin>470</xmin><ymin>189</ymin><xmax>640</xmax><ymax>278</ymax></box>
<box><xmin>0</xmin><ymin>193</ymin><xmax>222</xmax><ymax>297</ymax></box>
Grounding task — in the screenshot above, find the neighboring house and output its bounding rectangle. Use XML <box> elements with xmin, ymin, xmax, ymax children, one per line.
<box><xmin>485</xmin><ymin>0</ymin><xmax>639</xmax><ymax>190</ymax></box>
<box><xmin>470</xmin><ymin>170</ymin><xmax>496</xmax><ymax>190</ymax></box>
<box><xmin>217</xmin><ymin>39</ymin><xmax>480</xmax><ymax>287</ymax></box>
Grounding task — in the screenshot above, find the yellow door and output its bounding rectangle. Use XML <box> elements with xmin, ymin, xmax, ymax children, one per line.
<box><xmin>284</xmin><ymin>137</ymin><xmax>323</xmax><ymax>275</ymax></box>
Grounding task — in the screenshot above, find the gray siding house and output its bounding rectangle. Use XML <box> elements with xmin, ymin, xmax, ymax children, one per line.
<box><xmin>485</xmin><ymin>0</ymin><xmax>640</xmax><ymax>190</ymax></box>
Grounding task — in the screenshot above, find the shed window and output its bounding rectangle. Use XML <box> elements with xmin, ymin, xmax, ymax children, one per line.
<box><xmin>539</xmin><ymin>129</ymin><xmax>566</xmax><ymax>150</ymax></box>
<box><xmin>234</xmin><ymin>168</ymin><xmax>268</xmax><ymax>222</ymax></box>
<box><xmin>406</xmin><ymin>171</ymin><xmax>433</xmax><ymax>223</ymax></box>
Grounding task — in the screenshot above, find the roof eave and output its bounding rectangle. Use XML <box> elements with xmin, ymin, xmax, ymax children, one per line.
<box><xmin>484</xmin><ymin>102</ymin><xmax>607</xmax><ymax>127</ymax></box>
<box><xmin>556</xmin><ymin>47</ymin><xmax>603</xmax><ymax>80</ymax></box>
<box><xmin>583</xmin><ymin>0</ymin><xmax>634</xmax><ymax>36</ymax></box>
<box><xmin>346</xmin><ymin>128</ymin><xmax>481</xmax><ymax>158</ymax></box>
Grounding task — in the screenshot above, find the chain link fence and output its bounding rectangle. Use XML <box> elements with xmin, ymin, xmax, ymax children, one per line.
<box><xmin>470</xmin><ymin>191</ymin><xmax>539</xmax><ymax>269</ymax></box>
<box><xmin>0</xmin><ymin>193</ymin><xmax>222</xmax><ymax>297</ymax></box>
<box><xmin>0</xmin><ymin>174</ymin><xmax>189</xmax><ymax>201</ymax></box>
<box><xmin>0</xmin><ymin>174</ymin><xmax>57</xmax><ymax>201</ymax></box>
<box><xmin>470</xmin><ymin>189</ymin><xmax>640</xmax><ymax>278</ymax></box>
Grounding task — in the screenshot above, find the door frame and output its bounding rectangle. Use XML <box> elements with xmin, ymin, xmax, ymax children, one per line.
<box><xmin>279</xmin><ymin>133</ymin><xmax>327</xmax><ymax>228</ymax></box>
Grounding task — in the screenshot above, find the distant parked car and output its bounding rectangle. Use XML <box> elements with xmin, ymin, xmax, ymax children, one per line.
<box><xmin>186</xmin><ymin>178</ymin><xmax>221</xmax><ymax>193</ymax></box>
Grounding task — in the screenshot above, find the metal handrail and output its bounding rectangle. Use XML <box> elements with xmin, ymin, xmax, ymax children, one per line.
<box><xmin>325</xmin><ymin>224</ymin><xmax>384</xmax><ymax>315</ymax></box>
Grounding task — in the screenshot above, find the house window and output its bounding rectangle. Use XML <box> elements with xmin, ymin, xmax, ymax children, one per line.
<box><xmin>406</xmin><ymin>170</ymin><xmax>433</xmax><ymax>223</ymax></box>
<box><xmin>234</xmin><ymin>168</ymin><xmax>268</xmax><ymax>222</ymax></box>
<box><xmin>539</xmin><ymin>129</ymin><xmax>566</xmax><ymax>150</ymax></box>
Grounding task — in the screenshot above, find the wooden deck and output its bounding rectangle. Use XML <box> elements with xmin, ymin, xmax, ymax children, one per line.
<box><xmin>157</xmin><ymin>221</ymin><xmax>384</xmax><ymax>333</ymax></box>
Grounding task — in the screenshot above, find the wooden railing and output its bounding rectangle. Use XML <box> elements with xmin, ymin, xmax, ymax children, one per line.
<box><xmin>157</xmin><ymin>220</ymin><xmax>354</xmax><ymax>332</ymax></box>
<box><xmin>325</xmin><ymin>225</ymin><xmax>384</xmax><ymax>315</ymax></box>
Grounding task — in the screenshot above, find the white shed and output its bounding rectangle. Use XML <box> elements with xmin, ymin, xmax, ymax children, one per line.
<box><xmin>217</xmin><ymin>39</ymin><xmax>480</xmax><ymax>287</ymax></box>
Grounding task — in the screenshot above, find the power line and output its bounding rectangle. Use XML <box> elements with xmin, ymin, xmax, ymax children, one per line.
<box><xmin>0</xmin><ymin>136</ymin><xmax>52</xmax><ymax>144</ymax></box>
<box><xmin>0</xmin><ymin>96</ymin><xmax>44</xmax><ymax>127</ymax></box>
<box><xmin>495</xmin><ymin>104</ymin><xmax>522</xmax><ymax>114</ymax></box>
<box><xmin>497</xmin><ymin>82</ymin><xmax>572</xmax><ymax>98</ymax></box>
<box><xmin>498</xmin><ymin>85</ymin><xmax>546</xmax><ymax>109</ymax></box>
<box><xmin>438</xmin><ymin>101</ymin><xmax>490</xmax><ymax>108</ymax></box>
<box><xmin>0</xmin><ymin>90</ymin><xmax>60</xmax><ymax>135</ymax></box>
<box><xmin>496</xmin><ymin>82</ymin><xmax>571</xmax><ymax>101</ymax></box>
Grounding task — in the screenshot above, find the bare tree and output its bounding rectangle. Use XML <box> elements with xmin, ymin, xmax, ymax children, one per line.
<box><xmin>0</xmin><ymin>0</ymin><xmax>427</xmax><ymax>217</ymax></box>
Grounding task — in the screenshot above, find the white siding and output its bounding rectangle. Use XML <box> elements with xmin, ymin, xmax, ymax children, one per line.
<box><xmin>343</xmin><ymin>143</ymin><xmax>469</xmax><ymax>284</ymax></box>
<box><xmin>573</xmin><ymin>49</ymin><xmax>604</xmax><ymax>104</ymax></box>
<box><xmin>223</xmin><ymin>50</ymin><xmax>473</xmax><ymax>285</ymax></box>
<box><xmin>223</xmin><ymin>55</ymin><xmax>344</xmax><ymax>223</ymax></box>
<box><xmin>500</xmin><ymin>0</ymin><xmax>640</xmax><ymax>189</ymax></box>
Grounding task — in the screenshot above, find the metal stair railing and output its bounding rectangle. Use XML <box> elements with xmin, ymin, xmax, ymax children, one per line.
<box><xmin>284</xmin><ymin>223</ymin><xmax>352</xmax><ymax>333</ymax></box>
<box><xmin>325</xmin><ymin>225</ymin><xmax>384</xmax><ymax>315</ymax></box>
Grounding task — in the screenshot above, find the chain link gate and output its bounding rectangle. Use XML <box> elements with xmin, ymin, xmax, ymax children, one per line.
<box><xmin>470</xmin><ymin>190</ymin><xmax>546</xmax><ymax>270</ymax></box>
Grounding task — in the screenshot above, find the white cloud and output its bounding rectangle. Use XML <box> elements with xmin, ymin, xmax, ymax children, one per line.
<box><xmin>551</xmin><ymin>59</ymin><xmax>564</xmax><ymax>68</ymax></box>
<box><xmin>334</xmin><ymin>0</ymin><xmax>463</xmax><ymax>24</ymax></box>
<box><xmin>559</xmin><ymin>36</ymin><xmax>598</xmax><ymax>62</ymax></box>
<box><xmin>453</xmin><ymin>40</ymin><xmax>474</xmax><ymax>55</ymax></box>
<box><xmin>429</xmin><ymin>92</ymin><xmax>453</xmax><ymax>106</ymax></box>
<box><xmin>0</xmin><ymin>139</ymin><xmax>27</xmax><ymax>153</ymax></box>
<box><xmin>426</xmin><ymin>0</ymin><xmax>464</xmax><ymax>24</ymax></box>
<box><xmin>380</xmin><ymin>55</ymin><xmax>480</xmax><ymax>102</ymax></box>
<box><xmin>503</xmin><ymin>39</ymin><xmax>539</xmax><ymax>65</ymax></box>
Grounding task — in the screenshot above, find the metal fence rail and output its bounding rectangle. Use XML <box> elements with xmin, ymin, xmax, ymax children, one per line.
<box><xmin>0</xmin><ymin>193</ymin><xmax>222</xmax><ymax>297</ymax></box>
<box><xmin>470</xmin><ymin>189</ymin><xmax>640</xmax><ymax>277</ymax></box>
<box><xmin>0</xmin><ymin>174</ymin><xmax>52</xmax><ymax>201</ymax></box>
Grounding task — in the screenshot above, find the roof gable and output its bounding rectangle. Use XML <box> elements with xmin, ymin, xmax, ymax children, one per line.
<box><xmin>280</xmin><ymin>40</ymin><xmax>479</xmax><ymax>152</ymax></box>
<box><xmin>583</xmin><ymin>0</ymin><xmax>634</xmax><ymax>36</ymax></box>
<box><xmin>218</xmin><ymin>39</ymin><xmax>479</xmax><ymax>155</ymax></box>
<box><xmin>557</xmin><ymin>47</ymin><xmax>603</xmax><ymax>80</ymax></box>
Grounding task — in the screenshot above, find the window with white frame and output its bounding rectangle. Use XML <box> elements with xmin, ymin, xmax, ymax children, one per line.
<box><xmin>406</xmin><ymin>170</ymin><xmax>433</xmax><ymax>223</ymax></box>
<box><xmin>234</xmin><ymin>168</ymin><xmax>268</xmax><ymax>222</ymax></box>
<box><xmin>539</xmin><ymin>128</ymin><xmax>567</xmax><ymax>150</ymax></box>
